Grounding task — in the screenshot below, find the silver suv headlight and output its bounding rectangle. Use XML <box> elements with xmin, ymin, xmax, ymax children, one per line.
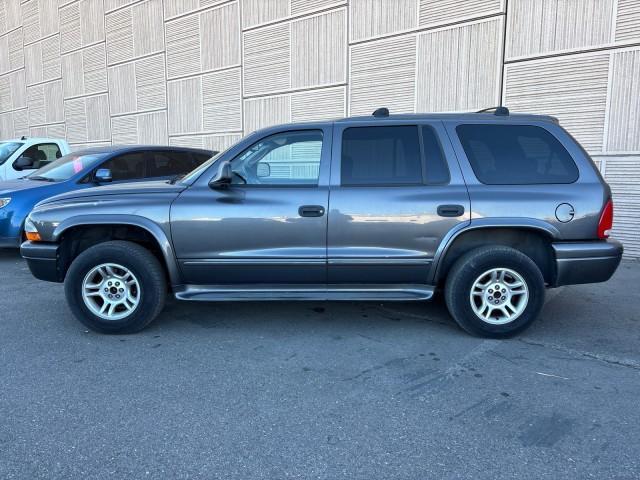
<box><xmin>24</xmin><ymin>216</ymin><xmax>42</xmax><ymax>242</ymax></box>
<box><xmin>0</xmin><ymin>198</ymin><xmax>11</xmax><ymax>208</ymax></box>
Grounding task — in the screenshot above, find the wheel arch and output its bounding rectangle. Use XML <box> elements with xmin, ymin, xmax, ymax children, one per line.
<box><xmin>432</xmin><ymin>221</ymin><xmax>559</xmax><ymax>286</ymax></box>
<box><xmin>54</xmin><ymin>215</ymin><xmax>181</xmax><ymax>287</ymax></box>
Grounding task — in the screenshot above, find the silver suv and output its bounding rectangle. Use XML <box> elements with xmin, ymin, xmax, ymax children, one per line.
<box><xmin>20</xmin><ymin>108</ymin><xmax>623</xmax><ymax>337</ymax></box>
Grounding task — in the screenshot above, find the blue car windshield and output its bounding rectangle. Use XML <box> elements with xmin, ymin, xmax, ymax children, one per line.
<box><xmin>0</xmin><ymin>142</ymin><xmax>22</xmax><ymax>165</ymax></box>
<box><xmin>27</xmin><ymin>153</ymin><xmax>106</xmax><ymax>182</ymax></box>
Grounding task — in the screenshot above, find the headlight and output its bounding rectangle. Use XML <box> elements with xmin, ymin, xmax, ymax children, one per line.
<box><xmin>0</xmin><ymin>198</ymin><xmax>10</xmax><ymax>208</ymax></box>
<box><xmin>24</xmin><ymin>217</ymin><xmax>42</xmax><ymax>242</ymax></box>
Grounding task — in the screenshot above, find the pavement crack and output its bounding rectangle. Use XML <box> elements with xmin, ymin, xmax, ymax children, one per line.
<box><xmin>518</xmin><ymin>339</ymin><xmax>640</xmax><ymax>371</ymax></box>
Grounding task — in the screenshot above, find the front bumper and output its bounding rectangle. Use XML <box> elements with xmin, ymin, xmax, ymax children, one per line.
<box><xmin>0</xmin><ymin>236</ymin><xmax>20</xmax><ymax>248</ymax></box>
<box><xmin>20</xmin><ymin>241</ymin><xmax>62</xmax><ymax>283</ymax></box>
<box><xmin>552</xmin><ymin>240</ymin><xmax>623</xmax><ymax>287</ymax></box>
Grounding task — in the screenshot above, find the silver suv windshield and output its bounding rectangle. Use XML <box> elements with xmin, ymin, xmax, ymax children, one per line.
<box><xmin>0</xmin><ymin>142</ymin><xmax>22</xmax><ymax>165</ymax></box>
<box><xmin>27</xmin><ymin>153</ymin><xmax>106</xmax><ymax>182</ymax></box>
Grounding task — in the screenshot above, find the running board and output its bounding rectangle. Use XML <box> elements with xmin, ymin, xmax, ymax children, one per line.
<box><xmin>174</xmin><ymin>284</ymin><xmax>435</xmax><ymax>302</ymax></box>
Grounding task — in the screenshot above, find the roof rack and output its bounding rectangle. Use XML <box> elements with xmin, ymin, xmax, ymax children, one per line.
<box><xmin>372</xmin><ymin>107</ymin><xmax>389</xmax><ymax>118</ymax></box>
<box><xmin>476</xmin><ymin>106</ymin><xmax>509</xmax><ymax>116</ymax></box>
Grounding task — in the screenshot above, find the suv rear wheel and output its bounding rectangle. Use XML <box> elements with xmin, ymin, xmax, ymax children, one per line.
<box><xmin>64</xmin><ymin>241</ymin><xmax>166</xmax><ymax>334</ymax></box>
<box><xmin>444</xmin><ymin>246</ymin><xmax>545</xmax><ymax>337</ymax></box>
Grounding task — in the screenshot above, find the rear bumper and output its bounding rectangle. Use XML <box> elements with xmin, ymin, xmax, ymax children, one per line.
<box><xmin>20</xmin><ymin>241</ymin><xmax>62</xmax><ymax>283</ymax></box>
<box><xmin>552</xmin><ymin>240</ymin><xmax>623</xmax><ymax>287</ymax></box>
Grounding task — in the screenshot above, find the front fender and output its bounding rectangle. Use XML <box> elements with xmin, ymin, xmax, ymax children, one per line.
<box><xmin>54</xmin><ymin>214</ymin><xmax>182</xmax><ymax>286</ymax></box>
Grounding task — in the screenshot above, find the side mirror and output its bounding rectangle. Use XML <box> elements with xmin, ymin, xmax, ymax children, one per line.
<box><xmin>95</xmin><ymin>168</ymin><xmax>113</xmax><ymax>183</ymax></box>
<box><xmin>208</xmin><ymin>160</ymin><xmax>233</xmax><ymax>189</ymax></box>
<box><xmin>14</xmin><ymin>156</ymin><xmax>35</xmax><ymax>170</ymax></box>
<box><xmin>257</xmin><ymin>162</ymin><xmax>271</xmax><ymax>178</ymax></box>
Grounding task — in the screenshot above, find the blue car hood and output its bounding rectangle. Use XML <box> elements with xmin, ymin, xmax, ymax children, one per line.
<box><xmin>0</xmin><ymin>178</ymin><xmax>56</xmax><ymax>196</ymax></box>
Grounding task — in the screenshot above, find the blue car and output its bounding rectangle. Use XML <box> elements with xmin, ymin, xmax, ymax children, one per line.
<box><xmin>0</xmin><ymin>145</ymin><xmax>215</xmax><ymax>247</ymax></box>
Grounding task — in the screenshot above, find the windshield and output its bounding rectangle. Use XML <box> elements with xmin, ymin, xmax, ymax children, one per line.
<box><xmin>27</xmin><ymin>153</ymin><xmax>106</xmax><ymax>182</ymax></box>
<box><xmin>178</xmin><ymin>150</ymin><xmax>224</xmax><ymax>184</ymax></box>
<box><xmin>0</xmin><ymin>142</ymin><xmax>22</xmax><ymax>165</ymax></box>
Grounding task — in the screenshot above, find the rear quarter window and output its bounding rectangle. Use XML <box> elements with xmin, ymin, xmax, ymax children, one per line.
<box><xmin>456</xmin><ymin>124</ymin><xmax>579</xmax><ymax>185</ymax></box>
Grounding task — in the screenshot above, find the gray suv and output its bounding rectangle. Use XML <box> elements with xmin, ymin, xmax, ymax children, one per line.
<box><xmin>20</xmin><ymin>108</ymin><xmax>623</xmax><ymax>337</ymax></box>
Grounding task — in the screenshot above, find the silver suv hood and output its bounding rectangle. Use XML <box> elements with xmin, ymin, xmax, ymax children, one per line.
<box><xmin>38</xmin><ymin>180</ymin><xmax>187</xmax><ymax>206</ymax></box>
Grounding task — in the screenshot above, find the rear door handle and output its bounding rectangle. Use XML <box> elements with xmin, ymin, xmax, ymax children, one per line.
<box><xmin>299</xmin><ymin>205</ymin><xmax>325</xmax><ymax>217</ymax></box>
<box><xmin>437</xmin><ymin>204</ymin><xmax>465</xmax><ymax>217</ymax></box>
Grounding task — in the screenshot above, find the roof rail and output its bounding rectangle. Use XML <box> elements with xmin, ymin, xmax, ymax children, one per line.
<box><xmin>372</xmin><ymin>107</ymin><xmax>389</xmax><ymax>118</ymax></box>
<box><xmin>476</xmin><ymin>106</ymin><xmax>509</xmax><ymax>116</ymax></box>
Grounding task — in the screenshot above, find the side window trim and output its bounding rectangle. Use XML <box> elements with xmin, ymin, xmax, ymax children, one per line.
<box><xmin>418</xmin><ymin>124</ymin><xmax>451</xmax><ymax>186</ymax></box>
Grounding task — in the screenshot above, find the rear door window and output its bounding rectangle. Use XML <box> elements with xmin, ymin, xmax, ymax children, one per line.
<box><xmin>148</xmin><ymin>151</ymin><xmax>199</xmax><ymax>178</ymax></box>
<box><xmin>341</xmin><ymin>126</ymin><xmax>423</xmax><ymax>186</ymax></box>
<box><xmin>456</xmin><ymin>124</ymin><xmax>579</xmax><ymax>184</ymax></box>
<box><xmin>101</xmin><ymin>153</ymin><xmax>147</xmax><ymax>181</ymax></box>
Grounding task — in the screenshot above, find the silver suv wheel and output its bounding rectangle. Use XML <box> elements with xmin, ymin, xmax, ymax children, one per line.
<box><xmin>82</xmin><ymin>263</ymin><xmax>141</xmax><ymax>320</ymax></box>
<box><xmin>470</xmin><ymin>267</ymin><xmax>529</xmax><ymax>325</ymax></box>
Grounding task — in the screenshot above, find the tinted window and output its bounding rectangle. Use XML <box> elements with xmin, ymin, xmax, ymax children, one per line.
<box><xmin>101</xmin><ymin>153</ymin><xmax>147</xmax><ymax>181</ymax></box>
<box><xmin>232</xmin><ymin>130</ymin><xmax>323</xmax><ymax>185</ymax></box>
<box><xmin>148</xmin><ymin>151</ymin><xmax>199</xmax><ymax>178</ymax></box>
<box><xmin>421</xmin><ymin>126</ymin><xmax>449</xmax><ymax>184</ymax></box>
<box><xmin>456</xmin><ymin>124</ymin><xmax>579</xmax><ymax>184</ymax></box>
<box><xmin>341</xmin><ymin>126</ymin><xmax>422</xmax><ymax>186</ymax></box>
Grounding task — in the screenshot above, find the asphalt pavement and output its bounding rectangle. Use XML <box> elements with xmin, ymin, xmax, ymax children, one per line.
<box><xmin>1</xmin><ymin>248</ymin><xmax>639</xmax><ymax>479</ymax></box>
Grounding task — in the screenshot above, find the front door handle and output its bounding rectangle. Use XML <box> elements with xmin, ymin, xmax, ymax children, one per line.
<box><xmin>299</xmin><ymin>205</ymin><xmax>325</xmax><ymax>217</ymax></box>
<box><xmin>437</xmin><ymin>204</ymin><xmax>465</xmax><ymax>217</ymax></box>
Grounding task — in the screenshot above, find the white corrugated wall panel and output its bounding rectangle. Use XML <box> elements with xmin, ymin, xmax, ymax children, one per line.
<box><xmin>165</xmin><ymin>14</ymin><xmax>201</xmax><ymax>79</ymax></box>
<box><xmin>167</xmin><ymin>76</ymin><xmax>203</xmax><ymax>135</ymax></box>
<box><xmin>107</xmin><ymin>61</ymin><xmax>136</xmax><ymax>114</ymax></box>
<box><xmin>419</xmin><ymin>0</ymin><xmax>503</xmax><ymax>28</ymax></box>
<box><xmin>291</xmin><ymin>9</ymin><xmax>346</xmax><ymax>89</ymax></box>
<box><xmin>616</xmin><ymin>0</ymin><xmax>640</xmax><ymax>42</ymax></box>
<box><xmin>606</xmin><ymin>49</ymin><xmax>640</xmax><ymax>152</ymax></box>
<box><xmin>349</xmin><ymin>35</ymin><xmax>416</xmax><ymax>115</ymax></box>
<box><xmin>291</xmin><ymin>0</ymin><xmax>344</xmax><ymax>16</ymax></box>
<box><xmin>507</xmin><ymin>0</ymin><xmax>615</xmax><ymax>59</ymax></box>
<box><xmin>202</xmin><ymin>67</ymin><xmax>242</xmax><ymax>132</ymax></box>
<box><xmin>241</xmin><ymin>0</ymin><xmax>289</xmax><ymax>29</ymax></box>
<box><xmin>243</xmin><ymin>23</ymin><xmax>290</xmax><ymax>96</ymax></box>
<box><xmin>416</xmin><ymin>18</ymin><xmax>502</xmax><ymax>112</ymax></box>
<box><xmin>200</xmin><ymin>2</ymin><xmax>241</xmax><ymax>71</ymax></box>
<box><xmin>135</xmin><ymin>53</ymin><xmax>166</xmax><ymax>112</ymax></box>
<box><xmin>603</xmin><ymin>156</ymin><xmax>640</xmax><ymax>257</ymax></box>
<box><xmin>291</xmin><ymin>86</ymin><xmax>346</xmax><ymax>121</ymax></box>
<box><xmin>504</xmin><ymin>53</ymin><xmax>610</xmax><ymax>152</ymax></box>
<box><xmin>350</xmin><ymin>0</ymin><xmax>417</xmax><ymax>42</ymax></box>
<box><xmin>244</xmin><ymin>95</ymin><xmax>290</xmax><ymax>134</ymax></box>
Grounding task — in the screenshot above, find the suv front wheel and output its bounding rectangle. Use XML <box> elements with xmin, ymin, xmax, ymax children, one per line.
<box><xmin>444</xmin><ymin>246</ymin><xmax>545</xmax><ymax>338</ymax></box>
<box><xmin>64</xmin><ymin>241</ymin><xmax>167</xmax><ymax>334</ymax></box>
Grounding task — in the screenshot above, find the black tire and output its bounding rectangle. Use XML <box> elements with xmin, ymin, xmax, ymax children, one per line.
<box><xmin>444</xmin><ymin>246</ymin><xmax>545</xmax><ymax>338</ymax></box>
<box><xmin>64</xmin><ymin>241</ymin><xmax>167</xmax><ymax>334</ymax></box>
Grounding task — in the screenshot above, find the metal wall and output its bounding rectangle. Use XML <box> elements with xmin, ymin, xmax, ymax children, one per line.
<box><xmin>0</xmin><ymin>0</ymin><xmax>639</xmax><ymax>255</ymax></box>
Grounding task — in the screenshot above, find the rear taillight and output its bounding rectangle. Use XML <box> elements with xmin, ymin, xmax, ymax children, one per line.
<box><xmin>597</xmin><ymin>199</ymin><xmax>613</xmax><ymax>239</ymax></box>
